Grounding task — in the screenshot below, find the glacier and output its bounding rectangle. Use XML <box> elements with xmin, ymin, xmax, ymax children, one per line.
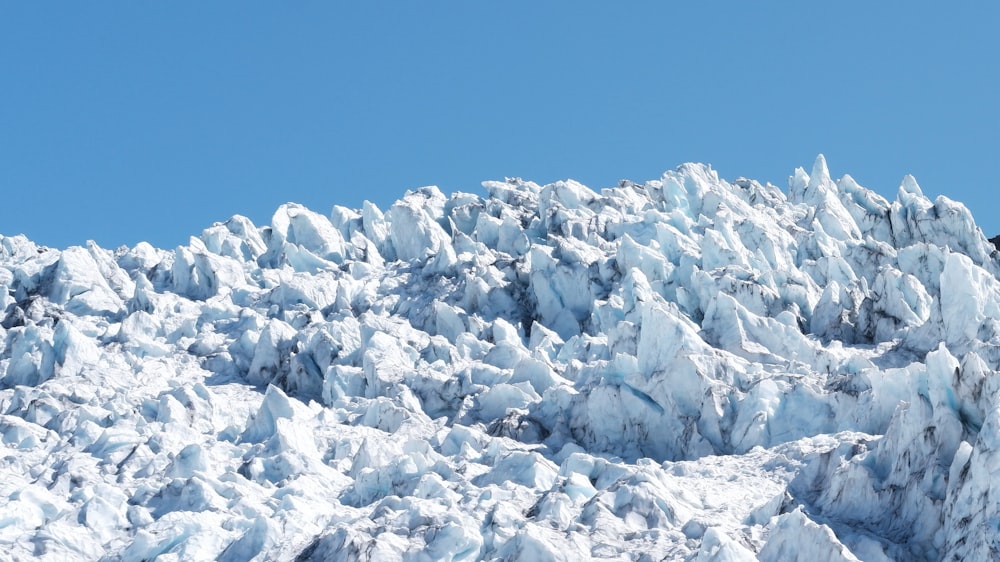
<box><xmin>2</xmin><ymin>155</ymin><xmax>1000</xmax><ymax>560</ymax></box>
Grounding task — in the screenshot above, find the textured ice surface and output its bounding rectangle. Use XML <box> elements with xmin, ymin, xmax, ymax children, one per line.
<box><xmin>2</xmin><ymin>156</ymin><xmax>1000</xmax><ymax>560</ymax></box>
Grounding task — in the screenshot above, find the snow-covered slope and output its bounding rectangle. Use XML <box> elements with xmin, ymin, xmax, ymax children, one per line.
<box><xmin>2</xmin><ymin>156</ymin><xmax>999</xmax><ymax>561</ymax></box>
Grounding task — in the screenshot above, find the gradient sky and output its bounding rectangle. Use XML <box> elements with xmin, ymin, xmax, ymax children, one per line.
<box><xmin>3</xmin><ymin>3</ymin><xmax>998</xmax><ymax>249</ymax></box>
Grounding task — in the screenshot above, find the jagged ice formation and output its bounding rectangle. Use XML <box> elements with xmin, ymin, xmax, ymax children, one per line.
<box><xmin>2</xmin><ymin>156</ymin><xmax>1000</xmax><ymax>560</ymax></box>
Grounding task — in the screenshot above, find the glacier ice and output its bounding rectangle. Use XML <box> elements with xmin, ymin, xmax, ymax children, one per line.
<box><xmin>1</xmin><ymin>156</ymin><xmax>1000</xmax><ymax>560</ymax></box>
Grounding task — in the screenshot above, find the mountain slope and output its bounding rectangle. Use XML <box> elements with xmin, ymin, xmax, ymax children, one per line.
<box><xmin>1</xmin><ymin>156</ymin><xmax>999</xmax><ymax>560</ymax></box>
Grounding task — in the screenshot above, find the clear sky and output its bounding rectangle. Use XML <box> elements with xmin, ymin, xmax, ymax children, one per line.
<box><xmin>3</xmin><ymin>3</ymin><xmax>998</xmax><ymax>249</ymax></box>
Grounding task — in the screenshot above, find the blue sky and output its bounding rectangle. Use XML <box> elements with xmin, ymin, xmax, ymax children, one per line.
<box><xmin>3</xmin><ymin>3</ymin><xmax>998</xmax><ymax>249</ymax></box>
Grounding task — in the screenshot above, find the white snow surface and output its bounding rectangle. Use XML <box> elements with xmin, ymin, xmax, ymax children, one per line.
<box><xmin>2</xmin><ymin>156</ymin><xmax>1000</xmax><ymax>560</ymax></box>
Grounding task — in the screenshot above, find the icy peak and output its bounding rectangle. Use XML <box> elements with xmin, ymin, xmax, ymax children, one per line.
<box><xmin>899</xmin><ymin>173</ymin><xmax>924</xmax><ymax>197</ymax></box>
<box><xmin>808</xmin><ymin>153</ymin><xmax>833</xmax><ymax>190</ymax></box>
<box><xmin>788</xmin><ymin>154</ymin><xmax>837</xmax><ymax>209</ymax></box>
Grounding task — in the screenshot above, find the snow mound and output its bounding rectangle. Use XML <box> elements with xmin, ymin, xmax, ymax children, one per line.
<box><xmin>2</xmin><ymin>156</ymin><xmax>1000</xmax><ymax>560</ymax></box>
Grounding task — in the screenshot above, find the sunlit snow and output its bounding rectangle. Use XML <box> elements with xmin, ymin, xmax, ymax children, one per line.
<box><xmin>2</xmin><ymin>156</ymin><xmax>999</xmax><ymax>560</ymax></box>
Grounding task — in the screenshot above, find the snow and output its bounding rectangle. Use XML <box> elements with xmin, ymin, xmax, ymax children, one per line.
<box><xmin>1</xmin><ymin>155</ymin><xmax>999</xmax><ymax>560</ymax></box>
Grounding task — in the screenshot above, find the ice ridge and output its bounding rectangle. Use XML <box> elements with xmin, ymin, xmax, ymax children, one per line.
<box><xmin>1</xmin><ymin>156</ymin><xmax>1000</xmax><ymax>560</ymax></box>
